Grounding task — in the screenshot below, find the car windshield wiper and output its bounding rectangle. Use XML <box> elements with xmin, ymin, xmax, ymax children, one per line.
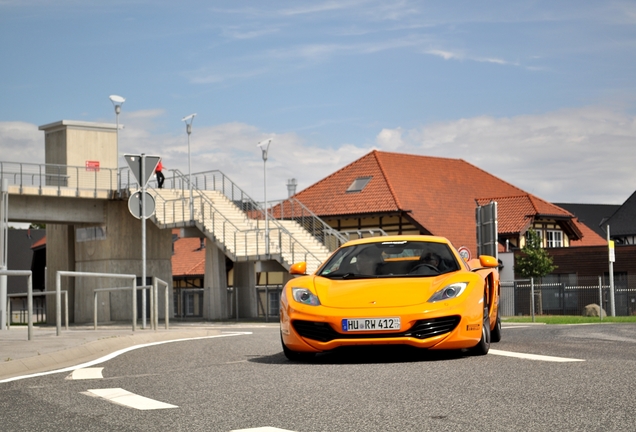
<box><xmin>320</xmin><ymin>272</ymin><xmax>375</xmax><ymax>279</ymax></box>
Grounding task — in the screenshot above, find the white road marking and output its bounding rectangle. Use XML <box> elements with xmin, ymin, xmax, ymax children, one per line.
<box><xmin>231</xmin><ymin>428</ymin><xmax>296</xmax><ymax>432</ymax></box>
<box><xmin>0</xmin><ymin>332</ymin><xmax>252</xmax><ymax>383</ymax></box>
<box><xmin>86</xmin><ymin>388</ymin><xmax>178</xmax><ymax>410</ymax></box>
<box><xmin>489</xmin><ymin>349</ymin><xmax>585</xmax><ymax>362</ymax></box>
<box><xmin>501</xmin><ymin>326</ymin><xmax>533</xmax><ymax>329</ymax></box>
<box><xmin>66</xmin><ymin>367</ymin><xmax>104</xmax><ymax>380</ymax></box>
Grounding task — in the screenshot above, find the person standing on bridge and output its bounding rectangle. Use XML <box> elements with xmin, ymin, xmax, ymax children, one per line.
<box><xmin>155</xmin><ymin>158</ymin><xmax>165</xmax><ymax>189</ymax></box>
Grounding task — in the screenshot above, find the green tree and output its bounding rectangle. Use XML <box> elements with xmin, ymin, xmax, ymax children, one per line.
<box><xmin>515</xmin><ymin>228</ymin><xmax>557</xmax><ymax>279</ymax></box>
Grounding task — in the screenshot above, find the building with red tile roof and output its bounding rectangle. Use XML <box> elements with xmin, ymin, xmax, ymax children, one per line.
<box><xmin>171</xmin><ymin>231</ymin><xmax>206</xmax><ymax>278</ymax></box>
<box><xmin>171</xmin><ymin>229</ymin><xmax>206</xmax><ymax>318</ymax></box>
<box><xmin>289</xmin><ymin>150</ymin><xmax>605</xmax><ymax>255</ymax></box>
<box><xmin>475</xmin><ymin>194</ymin><xmax>605</xmax><ymax>249</ymax></box>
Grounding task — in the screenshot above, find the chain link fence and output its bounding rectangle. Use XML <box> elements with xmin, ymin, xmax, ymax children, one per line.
<box><xmin>501</xmin><ymin>275</ymin><xmax>636</xmax><ymax>317</ymax></box>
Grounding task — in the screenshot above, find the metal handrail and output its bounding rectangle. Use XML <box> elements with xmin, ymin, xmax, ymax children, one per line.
<box><xmin>151</xmin><ymin>170</ymin><xmax>324</xmax><ymax>268</ymax></box>
<box><xmin>268</xmin><ymin>197</ymin><xmax>347</xmax><ymax>251</ymax></box>
<box><xmin>171</xmin><ymin>169</ymin><xmax>337</xmax><ymax>253</ymax></box>
<box><xmin>340</xmin><ymin>229</ymin><xmax>389</xmax><ymax>240</ymax></box>
<box><xmin>0</xmin><ymin>160</ymin><xmax>118</xmax><ymax>197</ymax></box>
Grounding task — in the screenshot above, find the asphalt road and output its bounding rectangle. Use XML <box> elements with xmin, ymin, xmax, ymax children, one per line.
<box><xmin>1</xmin><ymin>323</ymin><xmax>635</xmax><ymax>432</ymax></box>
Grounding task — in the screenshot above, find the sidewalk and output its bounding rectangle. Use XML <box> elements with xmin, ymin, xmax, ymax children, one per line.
<box><xmin>0</xmin><ymin>321</ymin><xmax>271</xmax><ymax>382</ymax></box>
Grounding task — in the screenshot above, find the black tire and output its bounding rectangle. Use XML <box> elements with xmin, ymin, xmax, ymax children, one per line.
<box><xmin>281</xmin><ymin>334</ymin><xmax>315</xmax><ymax>362</ymax></box>
<box><xmin>469</xmin><ymin>295</ymin><xmax>491</xmax><ymax>356</ymax></box>
<box><xmin>491</xmin><ymin>315</ymin><xmax>502</xmax><ymax>343</ymax></box>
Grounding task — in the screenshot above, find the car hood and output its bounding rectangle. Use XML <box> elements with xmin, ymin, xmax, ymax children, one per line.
<box><xmin>313</xmin><ymin>276</ymin><xmax>440</xmax><ymax>308</ymax></box>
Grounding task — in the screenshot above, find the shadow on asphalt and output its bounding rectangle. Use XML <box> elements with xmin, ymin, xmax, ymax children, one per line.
<box><xmin>250</xmin><ymin>346</ymin><xmax>470</xmax><ymax>365</ymax></box>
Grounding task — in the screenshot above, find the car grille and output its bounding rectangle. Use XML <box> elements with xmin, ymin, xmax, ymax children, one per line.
<box><xmin>292</xmin><ymin>316</ymin><xmax>461</xmax><ymax>342</ymax></box>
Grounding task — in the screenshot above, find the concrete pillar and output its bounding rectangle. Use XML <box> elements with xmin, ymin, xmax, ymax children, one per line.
<box><xmin>234</xmin><ymin>261</ymin><xmax>257</xmax><ymax>318</ymax></box>
<box><xmin>74</xmin><ymin>201</ymin><xmax>172</xmax><ymax>323</ymax></box>
<box><xmin>203</xmin><ymin>241</ymin><xmax>229</xmax><ymax>320</ymax></box>
<box><xmin>46</xmin><ymin>224</ymin><xmax>75</xmax><ymax>324</ymax></box>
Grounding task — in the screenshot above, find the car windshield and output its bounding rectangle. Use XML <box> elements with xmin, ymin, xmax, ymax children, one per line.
<box><xmin>317</xmin><ymin>240</ymin><xmax>460</xmax><ymax>279</ymax></box>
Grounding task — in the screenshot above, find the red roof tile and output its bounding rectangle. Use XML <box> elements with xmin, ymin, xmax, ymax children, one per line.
<box><xmin>570</xmin><ymin>220</ymin><xmax>607</xmax><ymax>246</ymax></box>
<box><xmin>475</xmin><ymin>195</ymin><xmax>575</xmax><ymax>235</ymax></box>
<box><xmin>31</xmin><ymin>236</ymin><xmax>47</xmax><ymax>249</ymax></box>
<box><xmin>292</xmin><ymin>150</ymin><xmax>400</xmax><ymax>215</ymax></box>
<box><xmin>293</xmin><ymin>150</ymin><xmax>605</xmax><ymax>252</ymax></box>
<box><xmin>172</xmin><ymin>235</ymin><xmax>206</xmax><ymax>276</ymax></box>
<box><xmin>294</xmin><ymin>151</ymin><xmax>524</xmax><ymax>252</ymax></box>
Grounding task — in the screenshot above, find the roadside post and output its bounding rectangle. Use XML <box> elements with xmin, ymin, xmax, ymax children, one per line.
<box><xmin>607</xmin><ymin>225</ymin><xmax>615</xmax><ymax>317</ymax></box>
<box><xmin>125</xmin><ymin>154</ymin><xmax>160</xmax><ymax>329</ymax></box>
<box><xmin>530</xmin><ymin>277</ymin><xmax>535</xmax><ymax>323</ymax></box>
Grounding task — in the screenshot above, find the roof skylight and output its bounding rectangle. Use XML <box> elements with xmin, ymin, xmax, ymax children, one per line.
<box><xmin>346</xmin><ymin>176</ymin><xmax>372</xmax><ymax>193</ymax></box>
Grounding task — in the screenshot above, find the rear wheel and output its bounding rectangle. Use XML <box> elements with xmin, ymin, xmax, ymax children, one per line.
<box><xmin>491</xmin><ymin>314</ymin><xmax>502</xmax><ymax>343</ymax></box>
<box><xmin>281</xmin><ymin>333</ymin><xmax>316</xmax><ymax>362</ymax></box>
<box><xmin>469</xmin><ymin>296</ymin><xmax>491</xmax><ymax>356</ymax></box>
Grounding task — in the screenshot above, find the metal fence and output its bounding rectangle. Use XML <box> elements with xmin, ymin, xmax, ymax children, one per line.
<box><xmin>500</xmin><ymin>275</ymin><xmax>636</xmax><ymax>317</ymax></box>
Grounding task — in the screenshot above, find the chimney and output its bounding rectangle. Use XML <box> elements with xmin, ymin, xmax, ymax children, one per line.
<box><xmin>286</xmin><ymin>178</ymin><xmax>297</xmax><ymax>198</ymax></box>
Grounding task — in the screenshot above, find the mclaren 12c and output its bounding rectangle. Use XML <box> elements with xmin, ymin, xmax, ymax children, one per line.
<box><xmin>280</xmin><ymin>235</ymin><xmax>501</xmax><ymax>361</ymax></box>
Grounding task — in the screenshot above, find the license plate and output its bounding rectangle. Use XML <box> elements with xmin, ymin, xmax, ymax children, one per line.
<box><xmin>342</xmin><ymin>317</ymin><xmax>401</xmax><ymax>332</ymax></box>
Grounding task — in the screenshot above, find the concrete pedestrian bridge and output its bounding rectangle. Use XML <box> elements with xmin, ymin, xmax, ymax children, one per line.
<box><xmin>1</xmin><ymin>120</ymin><xmax>344</xmax><ymax>324</ymax></box>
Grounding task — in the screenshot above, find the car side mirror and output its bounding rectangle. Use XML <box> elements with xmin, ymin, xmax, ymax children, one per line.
<box><xmin>479</xmin><ymin>255</ymin><xmax>499</xmax><ymax>268</ymax></box>
<box><xmin>290</xmin><ymin>262</ymin><xmax>307</xmax><ymax>275</ymax></box>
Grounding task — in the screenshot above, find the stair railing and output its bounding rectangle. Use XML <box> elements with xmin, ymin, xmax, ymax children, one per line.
<box><xmin>163</xmin><ymin>170</ymin><xmax>324</xmax><ymax>269</ymax></box>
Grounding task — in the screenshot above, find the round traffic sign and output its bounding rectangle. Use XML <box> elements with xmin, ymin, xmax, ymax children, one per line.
<box><xmin>128</xmin><ymin>191</ymin><xmax>156</xmax><ymax>219</ymax></box>
<box><xmin>457</xmin><ymin>246</ymin><xmax>471</xmax><ymax>262</ymax></box>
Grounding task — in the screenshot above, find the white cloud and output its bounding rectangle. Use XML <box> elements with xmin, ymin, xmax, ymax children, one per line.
<box><xmin>280</xmin><ymin>0</ymin><xmax>370</xmax><ymax>16</ymax></box>
<box><xmin>221</xmin><ymin>26</ymin><xmax>280</xmax><ymax>40</ymax></box>
<box><xmin>0</xmin><ymin>121</ymin><xmax>44</xmax><ymax>163</ymax></box>
<box><xmin>376</xmin><ymin>127</ymin><xmax>404</xmax><ymax>150</ymax></box>
<box><xmin>3</xmin><ymin>106</ymin><xmax>635</xmax><ymax>206</ymax></box>
<box><xmin>380</xmin><ymin>106</ymin><xmax>636</xmax><ymax>204</ymax></box>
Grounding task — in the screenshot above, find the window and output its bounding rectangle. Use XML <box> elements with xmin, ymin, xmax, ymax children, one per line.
<box><xmin>269</xmin><ymin>291</ymin><xmax>280</xmax><ymax>316</ymax></box>
<box><xmin>346</xmin><ymin>176</ymin><xmax>372</xmax><ymax>193</ymax></box>
<box><xmin>76</xmin><ymin>225</ymin><xmax>107</xmax><ymax>242</ymax></box>
<box><xmin>546</xmin><ymin>230</ymin><xmax>563</xmax><ymax>248</ymax></box>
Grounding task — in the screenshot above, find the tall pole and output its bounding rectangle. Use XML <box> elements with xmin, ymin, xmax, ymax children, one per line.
<box><xmin>109</xmin><ymin>95</ymin><xmax>125</xmax><ymax>169</ymax></box>
<box><xmin>187</xmin><ymin>126</ymin><xmax>193</xmax><ymax>222</ymax></box>
<box><xmin>264</xmin><ymin>154</ymin><xmax>268</xmax><ymax>256</ymax></box>
<box><xmin>182</xmin><ymin>114</ymin><xmax>196</xmax><ymax>222</ymax></box>
<box><xmin>258</xmin><ymin>139</ymin><xmax>272</xmax><ymax>256</ymax></box>
<box><xmin>141</xmin><ymin>154</ymin><xmax>147</xmax><ymax>329</ymax></box>
<box><xmin>0</xmin><ymin>179</ymin><xmax>8</xmax><ymax>330</ymax></box>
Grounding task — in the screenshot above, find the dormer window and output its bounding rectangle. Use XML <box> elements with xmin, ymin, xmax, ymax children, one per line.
<box><xmin>546</xmin><ymin>230</ymin><xmax>563</xmax><ymax>248</ymax></box>
<box><xmin>347</xmin><ymin>176</ymin><xmax>372</xmax><ymax>193</ymax></box>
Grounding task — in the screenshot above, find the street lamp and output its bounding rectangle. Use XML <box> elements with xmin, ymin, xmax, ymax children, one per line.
<box><xmin>109</xmin><ymin>95</ymin><xmax>125</xmax><ymax>168</ymax></box>
<box><xmin>257</xmin><ymin>138</ymin><xmax>272</xmax><ymax>256</ymax></box>
<box><xmin>182</xmin><ymin>113</ymin><xmax>196</xmax><ymax>222</ymax></box>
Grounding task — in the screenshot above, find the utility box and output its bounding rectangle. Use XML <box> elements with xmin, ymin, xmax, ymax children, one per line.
<box><xmin>39</xmin><ymin>120</ymin><xmax>119</xmax><ymax>190</ymax></box>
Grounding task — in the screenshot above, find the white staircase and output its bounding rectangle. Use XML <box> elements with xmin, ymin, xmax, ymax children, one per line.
<box><xmin>150</xmin><ymin>188</ymin><xmax>330</xmax><ymax>273</ymax></box>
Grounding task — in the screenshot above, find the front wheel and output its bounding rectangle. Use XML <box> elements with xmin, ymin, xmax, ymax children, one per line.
<box><xmin>469</xmin><ymin>298</ymin><xmax>491</xmax><ymax>357</ymax></box>
<box><xmin>281</xmin><ymin>334</ymin><xmax>316</xmax><ymax>362</ymax></box>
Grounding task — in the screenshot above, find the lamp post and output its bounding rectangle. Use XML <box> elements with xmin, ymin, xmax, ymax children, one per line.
<box><xmin>182</xmin><ymin>114</ymin><xmax>196</xmax><ymax>222</ymax></box>
<box><xmin>0</xmin><ymin>179</ymin><xmax>7</xmax><ymax>331</ymax></box>
<box><xmin>257</xmin><ymin>139</ymin><xmax>272</xmax><ymax>256</ymax></box>
<box><xmin>109</xmin><ymin>95</ymin><xmax>125</xmax><ymax>168</ymax></box>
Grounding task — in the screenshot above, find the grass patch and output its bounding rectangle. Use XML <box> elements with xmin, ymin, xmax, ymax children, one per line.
<box><xmin>503</xmin><ymin>316</ymin><xmax>636</xmax><ymax>324</ymax></box>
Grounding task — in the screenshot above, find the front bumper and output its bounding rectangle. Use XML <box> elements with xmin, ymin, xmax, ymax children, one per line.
<box><xmin>280</xmin><ymin>301</ymin><xmax>483</xmax><ymax>353</ymax></box>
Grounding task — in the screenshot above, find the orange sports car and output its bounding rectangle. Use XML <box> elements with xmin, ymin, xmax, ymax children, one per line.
<box><xmin>280</xmin><ymin>235</ymin><xmax>501</xmax><ymax>361</ymax></box>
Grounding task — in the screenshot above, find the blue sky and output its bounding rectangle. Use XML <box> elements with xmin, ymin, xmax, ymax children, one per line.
<box><xmin>2</xmin><ymin>1</ymin><xmax>636</xmax><ymax>205</ymax></box>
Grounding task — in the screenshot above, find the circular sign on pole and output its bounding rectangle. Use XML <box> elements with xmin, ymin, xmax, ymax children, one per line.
<box><xmin>128</xmin><ymin>191</ymin><xmax>155</xmax><ymax>219</ymax></box>
<box><xmin>458</xmin><ymin>246</ymin><xmax>471</xmax><ymax>262</ymax></box>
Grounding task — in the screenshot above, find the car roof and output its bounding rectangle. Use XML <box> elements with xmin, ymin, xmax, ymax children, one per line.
<box><xmin>341</xmin><ymin>235</ymin><xmax>452</xmax><ymax>248</ymax></box>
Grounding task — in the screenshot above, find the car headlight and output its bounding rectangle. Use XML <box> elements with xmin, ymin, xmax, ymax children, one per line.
<box><xmin>292</xmin><ymin>288</ymin><xmax>321</xmax><ymax>306</ymax></box>
<box><xmin>428</xmin><ymin>282</ymin><xmax>468</xmax><ymax>303</ymax></box>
